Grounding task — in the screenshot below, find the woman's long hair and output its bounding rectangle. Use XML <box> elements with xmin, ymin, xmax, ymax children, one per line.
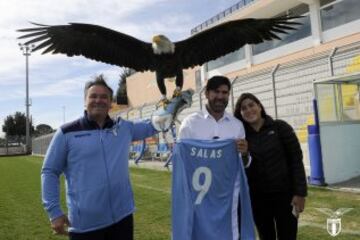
<box><xmin>234</xmin><ymin>93</ymin><xmax>267</xmax><ymax>124</ymax></box>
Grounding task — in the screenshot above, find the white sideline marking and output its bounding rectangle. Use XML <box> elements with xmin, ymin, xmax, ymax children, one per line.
<box><xmin>134</xmin><ymin>183</ymin><xmax>170</xmax><ymax>194</ymax></box>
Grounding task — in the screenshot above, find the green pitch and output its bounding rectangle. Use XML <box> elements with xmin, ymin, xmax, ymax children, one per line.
<box><xmin>0</xmin><ymin>156</ymin><xmax>358</xmax><ymax>239</ymax></box>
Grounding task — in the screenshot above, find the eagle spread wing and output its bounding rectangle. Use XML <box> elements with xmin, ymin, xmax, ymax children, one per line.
<box><xmin>18</xmin><ymin>16</ymin><xmax>301</xmax><ymax>73</ymax></box>
<box><xmin>18</xmin><ymin>23</ymin><xmax>156</xmax><ymax>72</ymax></box>
<box><xmin>174</xmin><ymin>16</ymin><xmax>302</xmax><ymax>69</ymax></box>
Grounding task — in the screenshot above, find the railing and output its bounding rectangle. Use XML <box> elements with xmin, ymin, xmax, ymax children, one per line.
<box><xmin>191</xmin><ymin>0</ymin><xmax>257</xmax><ymax>35</ymax></box>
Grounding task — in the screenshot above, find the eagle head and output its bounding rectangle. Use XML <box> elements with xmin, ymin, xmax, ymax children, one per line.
<box><xmin>152</xmin><ymin>35</ymin><xmax>175</xmax><ymax>55</ymax></box>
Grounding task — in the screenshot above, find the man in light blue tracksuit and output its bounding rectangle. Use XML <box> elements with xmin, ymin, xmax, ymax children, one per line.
<box><xmin>41</xmin><ymin>74</ymin><xmax>157</xmax><ymax>240</ymax></box>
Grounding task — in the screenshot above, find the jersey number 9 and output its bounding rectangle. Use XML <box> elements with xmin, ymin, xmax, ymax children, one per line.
<box><xmin>192</xmin><ymin>167</ymin><xmax>212</xmax><ymax>205</ymax></box>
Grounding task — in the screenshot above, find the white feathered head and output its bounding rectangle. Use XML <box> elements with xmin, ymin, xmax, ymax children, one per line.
<box><xmin>152</xmin><ymin>35</ymin><xmax>175</xmax><ymax>55</ymax></box>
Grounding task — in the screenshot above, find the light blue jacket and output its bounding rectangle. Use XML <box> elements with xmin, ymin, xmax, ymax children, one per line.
<box><xmin>41</xmin><ymin>113</ymin><xmax>157</xmax><ymax>233</ymax></box>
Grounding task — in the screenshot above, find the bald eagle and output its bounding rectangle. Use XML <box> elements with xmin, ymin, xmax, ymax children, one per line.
<box><xmin>18</xmin><ymin>16</ymin><xmax>300</xmax><ymax>102</ymax></box>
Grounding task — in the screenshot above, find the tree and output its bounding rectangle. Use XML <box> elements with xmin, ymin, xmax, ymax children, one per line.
<box><xmin>0</xmin><ymin>137</ymin><xmax>6</xmax><ymax>147</ymax></box>
<box><xmin>115</xmin><ymin>68</ymin><xmax>134</xmax><ymax>105</ymax></box>
<box><xmin>2</xmin><ymin>112</ymin><xmax>34</xmax><ymax>143</ymax></box>
<box><xmin>2</xmin><ymin>115</ymin><xmax>16</xmax><ymax>137</ymax></box>
<box><xmin>34</xmin><ymin>124</ymin><xmax>54</xmax><ymax>136</ymax></box>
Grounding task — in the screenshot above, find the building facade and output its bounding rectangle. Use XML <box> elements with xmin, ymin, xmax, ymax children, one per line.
<box><xmin>118</xmin><ymin>0</ymin><xmax>360</xmax><ymax>182</ymax></box>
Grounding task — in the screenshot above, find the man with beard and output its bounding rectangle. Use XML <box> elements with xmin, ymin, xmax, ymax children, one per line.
<box><xmin>41</xmin><ymin>75</ymin><xmax>157</xmax><ymax>240</ymax></box>
<box><xmin>175</xmin><ymin>75</ymin><xmax>254</xmax><ymax>239</ymax></box>
<box><xmin>178</xmin><ymin>75</ymin><xmax>249</xmax><ymax>153</ymax></box>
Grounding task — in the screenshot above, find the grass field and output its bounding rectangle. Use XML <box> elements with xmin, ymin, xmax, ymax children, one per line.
<box><xmin>0</xmin><ymin>156</ymin><xmax>359</xmax><ymax>240</ymax></box>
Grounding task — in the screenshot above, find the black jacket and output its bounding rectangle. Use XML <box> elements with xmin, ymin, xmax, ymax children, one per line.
<box><xmin>245</xmin><ymin>116</ymin><xmax>307</xmax><ymax>197</ymax></box>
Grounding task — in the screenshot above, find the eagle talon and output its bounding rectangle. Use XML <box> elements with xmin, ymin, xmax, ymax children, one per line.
<box><xmin>157</xmin><ymin>98</ymin><xmax>170</xmax><ymax>108</ymax></box>
<box><xmin>172</xmin><ymin>89</ymin><xmax>182</xmax><ymax>98</ymax></box>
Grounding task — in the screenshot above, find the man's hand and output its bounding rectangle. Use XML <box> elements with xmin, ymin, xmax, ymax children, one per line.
<box><xmin>236</xmin><ymin>139</ymin><xmax>248</xmax><ymax>155</ymax></box>
<box><xmin>291</xmin><ymin>195</ymin><xmax>306</xmax><ymax>216</ymax></box>
<box><xmin>51</xmin><ymin>215</ymin><xmax>70</xmax><ymax>236</ymax></box>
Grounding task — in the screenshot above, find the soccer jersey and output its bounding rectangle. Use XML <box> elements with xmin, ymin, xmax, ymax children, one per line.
<box><xmin>171</xmin><ymin>139</ymin><xmax>255</xmax><ymax>240</ymax></box>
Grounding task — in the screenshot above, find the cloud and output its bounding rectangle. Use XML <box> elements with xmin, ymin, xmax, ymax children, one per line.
<box><xmin>0</xmin><ymin>0</ymin><xmax>168</xmax><ymax>79</ymax></box>
<box><xmin>0</xmin><ymin>0</ymin><xmax>243</xmax><ymax>138</ymax></box>
<box><xmin>0</xmin><ymin>0</ymin><xmax>166</xmax><ymax>26</ymax></box>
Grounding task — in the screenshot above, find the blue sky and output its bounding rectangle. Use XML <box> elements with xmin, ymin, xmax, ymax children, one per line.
<box><xmin>0</xmin><ymin>0</ymin><xmax>240</xmax><ymax>137</ymax></box>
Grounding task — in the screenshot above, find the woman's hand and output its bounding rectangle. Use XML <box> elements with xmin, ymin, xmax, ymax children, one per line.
<box><xmin>291</xmin><ymin>195</ymin><xmax>306</xmax><ymax>216</ymax></box>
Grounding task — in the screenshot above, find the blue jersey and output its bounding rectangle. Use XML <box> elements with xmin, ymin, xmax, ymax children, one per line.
<box><xmin>171</xmin><ymin>139</ymin><xmax>255</xmax><ymax>240</ymax></box>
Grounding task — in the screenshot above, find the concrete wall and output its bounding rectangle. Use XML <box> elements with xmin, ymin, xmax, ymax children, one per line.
<box><xmin>127</xmin><ymin>68</ymin><xmax>199</xmax><ymax>107</ymax></box>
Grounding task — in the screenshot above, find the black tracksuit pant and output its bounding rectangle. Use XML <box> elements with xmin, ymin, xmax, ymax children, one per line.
<box><xmin>250</xmin><ymin>193</ymin><xmax>298</xmax><ymax>240</ymax></box>
<box><xmin>69</xmin><ymin>214</ymin><xmax>133</xmax><ymax>240</ymax></box>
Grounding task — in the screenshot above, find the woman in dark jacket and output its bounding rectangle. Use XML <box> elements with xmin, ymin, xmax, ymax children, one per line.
<box><xmin>234</xmin><ymin>93</ymin><xmax>307</xmax><ymax>240</ymax></box>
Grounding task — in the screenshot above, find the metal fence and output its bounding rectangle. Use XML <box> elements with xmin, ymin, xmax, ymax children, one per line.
<box><xmin>32</xmin><ymin>133</ymin><xmax>54</xmax><ymax>156</ymax></box>
<box><xmin>0</xmin><ymin>145</ymin><xmax>27</xmax><ymax>156</ymax></box>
